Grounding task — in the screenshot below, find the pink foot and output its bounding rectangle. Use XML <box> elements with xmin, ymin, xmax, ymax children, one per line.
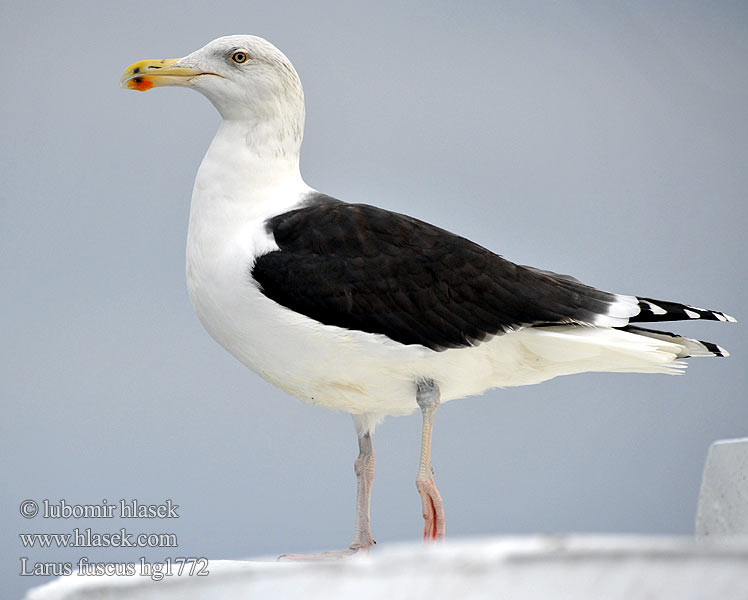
<box><xmin>278</xmin><ymin>542</ymin><xmax>374</xmax><ymax>561</ymax></box>
<box><xmin>417</xmin><ymin>478</ymin><xmax>445</xmax><ymax>541</ymax></box>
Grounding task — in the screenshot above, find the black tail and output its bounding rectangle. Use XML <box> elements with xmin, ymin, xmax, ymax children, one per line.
<box><xmin>631</xmin><ymin>297</ymin><xmax>736</xmax><ymax>324</ymax></box>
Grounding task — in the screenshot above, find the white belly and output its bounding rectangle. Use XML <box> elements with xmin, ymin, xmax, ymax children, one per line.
<box><xmin>186</xmin><ymin>232</ymin><xmax>430</xmax><ymax>416</ymax></box>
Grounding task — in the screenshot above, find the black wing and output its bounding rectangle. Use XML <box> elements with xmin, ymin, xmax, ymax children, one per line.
<box><xmin>250</xmin><ymin>199</ymin><xmax>638</xmax><ymax>351</ymax></box>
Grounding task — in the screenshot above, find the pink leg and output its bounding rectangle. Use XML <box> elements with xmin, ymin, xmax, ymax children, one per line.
<box><xmin>279</xmin><ymin>424</ymin><xmax>375</xmax><ymax>560</ymax></box>
<box><xmin>416</xmin><ymin>380</ymin><xmax>445</xmax><ymax>541</ymax></box>
<box><xmin>351</xmin><ymin>429</ymin><xmax>376</xmax><ymax>549</ymax></box>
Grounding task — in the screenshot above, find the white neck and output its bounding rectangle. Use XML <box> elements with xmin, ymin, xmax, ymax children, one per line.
<box><xmin>187</xmin><ymin>119</ymin><xmax>312</xmax><ymax>257</ymax></box>
<box><xmin>200</xmin><ymin>119</ymin><xmax>304</xmax><ymax>185</ymax></box>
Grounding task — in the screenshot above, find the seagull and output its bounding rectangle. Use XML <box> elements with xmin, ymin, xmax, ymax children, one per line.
<box><xmin>121</xmin><ymin>35</ymin><xmax>735</xmax><ymax>557</ymax></box>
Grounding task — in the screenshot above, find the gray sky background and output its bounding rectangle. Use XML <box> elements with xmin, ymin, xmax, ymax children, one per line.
<box><xmin>2</xmin><ymin>1</ymin><xmax>746</xmax><ymax>597</ymax></box>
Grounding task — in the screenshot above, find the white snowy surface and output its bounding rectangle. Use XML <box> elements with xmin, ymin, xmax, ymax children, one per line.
<box><xmin>695</xmin><ymin>437</ymin><xmax>748</xmax><ymax>536</ymax></box>
<box><xmin>24</xmin><ymin>535</ymin><xmax>748</xmax><ymax>600</ymax></box>
<box><xmin>26</xmin><ymin>438</ymin><xmax>748</xmax><ymax>599</ymax></box>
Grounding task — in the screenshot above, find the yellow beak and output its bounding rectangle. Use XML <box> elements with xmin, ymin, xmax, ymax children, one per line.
<box><xmin>120</xmin><ymin>58</ymin><xmax>206</xmax><ymax>91</ymax></box>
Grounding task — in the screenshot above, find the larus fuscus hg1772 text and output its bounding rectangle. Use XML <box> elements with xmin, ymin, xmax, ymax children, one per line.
<box><xmin>121</xmin><ymin>35</ymin><xmax>735</xmax><ymax>558</ymax></box>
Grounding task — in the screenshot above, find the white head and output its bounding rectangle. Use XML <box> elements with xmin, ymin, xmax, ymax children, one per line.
<box><xmin>121</xmin><ymin>35</ymin><xmax>305</xmax><ymax>157</ymax></box>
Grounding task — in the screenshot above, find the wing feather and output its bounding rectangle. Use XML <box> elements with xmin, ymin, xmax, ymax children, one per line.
<box><xmin>251</xmin><ymin>201</ymin><xmax>635</xmax><ymax>350</ymax></box>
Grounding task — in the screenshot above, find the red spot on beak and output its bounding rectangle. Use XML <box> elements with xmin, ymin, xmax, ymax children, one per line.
<box><xmin>130</xmin><ymin>76</ymin><xmax>153</xmax><ymax>92</ymax></box>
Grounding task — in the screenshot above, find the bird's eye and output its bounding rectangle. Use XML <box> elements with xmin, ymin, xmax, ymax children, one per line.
<box><xmin>231</xmin><ymin>51</ymin><xmax>249</xmax><ymax>64</ymax></box>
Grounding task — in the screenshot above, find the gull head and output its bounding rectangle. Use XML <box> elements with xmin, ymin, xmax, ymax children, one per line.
<box><xmin>121</xmin><ymin>35</ymin><xmax>305</xmax><ymax>130</ymax></box>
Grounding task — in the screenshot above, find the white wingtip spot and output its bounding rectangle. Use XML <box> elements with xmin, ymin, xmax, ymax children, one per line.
<box><xmin>715</xmin><ymin>313</ymin><xmax>728</xmax><ymax>322</ymax></box>
<box><xmin>646</xmin><ymin>301</ymin><xmax>667</xmax><ymax>315</ymax></box>
<box><xmin>725</xmin><ymin>314</ymin><xmax>737</xmax><ymax>323</ymax></box>
<box><xmin>717</xmin><ymin>345</ymin><xmax>730</xmax><ymax>357</ymax></box>
<box><xmin>607</xmin><ymin>294</ymin><xmax>640</xmax><ymax>319</ymax></box>
<box><xmin>684</xmin><ymin>309</ymin><xmax>700</xmax><ymax>319</ymax></box>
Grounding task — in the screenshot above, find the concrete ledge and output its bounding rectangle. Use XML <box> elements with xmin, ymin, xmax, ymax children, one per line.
<box><xmin>25</xmin><ymin>535</ymin><xmax>748</xmax><ymax>600</ymax></box>
<box><xmin>696</xmin><ymin>437</ymin><xmax>748</xmax><ymax>536</ymax></box>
